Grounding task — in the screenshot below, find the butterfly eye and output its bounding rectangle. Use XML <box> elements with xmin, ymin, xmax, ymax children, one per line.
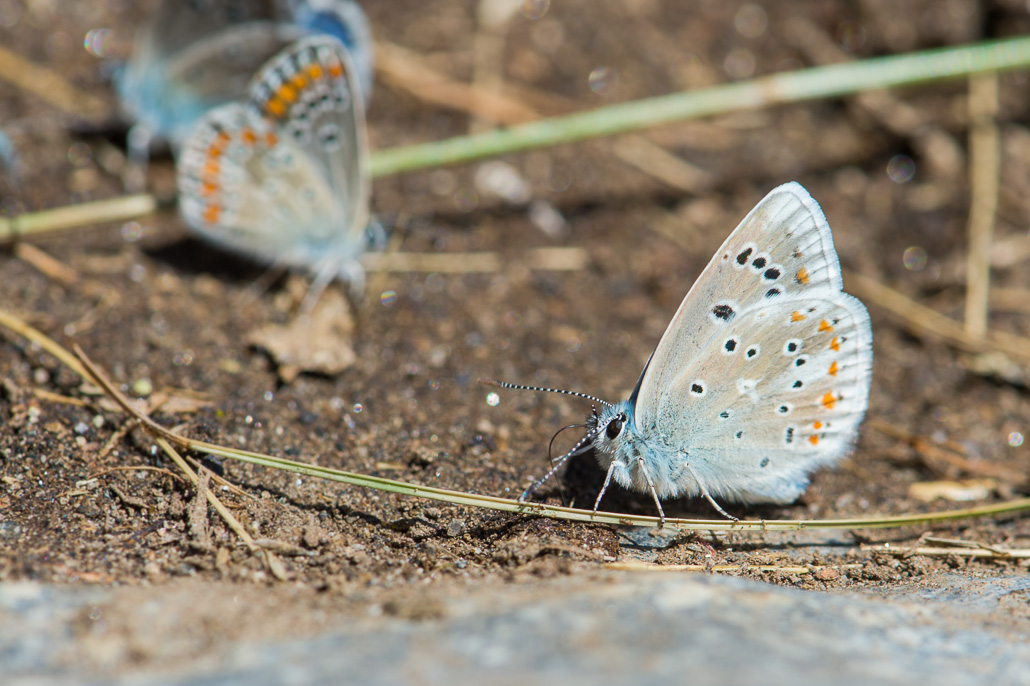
<box><xmin>605</xmin><ymin>414</ymin><xmax>625</xmax><ymax>440</ymax></box>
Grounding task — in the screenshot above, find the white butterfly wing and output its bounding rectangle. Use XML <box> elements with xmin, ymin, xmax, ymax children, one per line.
<box><xmin>177</xmin><ymin>36</ymin><xmax>369</xmax><ymax>271</ymax></box>
<box><xmin>632</xmin><ymin>183</ymin><xmax>872</xmax><ymax>503</ymax></box>
<box><xmin>117</xmin><ymin>1</ymin><xmax>299</xmax><ymax>142</ymax></box>
<box><xmin>249</xmin><ymin>35</ymin><xmax>371</xmax><ymax>247</ymax></box>
<box><xmin>651</xmin><ymin>293</ymin><xmax>871</xmax><ymax>503</ymax></box>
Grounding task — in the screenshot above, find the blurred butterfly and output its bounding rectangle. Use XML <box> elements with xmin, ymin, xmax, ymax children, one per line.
<box><xmin>176</xmin><ymin>34</ymin><xmax>381</xmax><ymax>304</ymax></box>
<box><xmin>485</xmin><ymin>183</ymin><xmax>873</xmax><ymax>525</ymax></box>
<box><xmin>116</xmin><ymin>0</ymin><xmax>373</xmax><ymax>181</ymax></box>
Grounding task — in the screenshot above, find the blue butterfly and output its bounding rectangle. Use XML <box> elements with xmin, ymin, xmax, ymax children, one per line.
<box><xmin>115</xmin><ymin>0</ymin><xmax>373</xmax><ymax>180</ymax></box>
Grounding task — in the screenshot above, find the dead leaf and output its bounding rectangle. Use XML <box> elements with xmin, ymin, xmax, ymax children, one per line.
<box><xmin>245</xmin><ymin>289</ymin><xmax>356</xmax><ymax>381</ymax></box>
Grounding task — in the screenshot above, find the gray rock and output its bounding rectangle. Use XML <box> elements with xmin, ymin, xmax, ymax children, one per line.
<box><xmin>2</xmin><ymin>573</ymin><xmax>1028</xmax><ymax>686</ymax></box>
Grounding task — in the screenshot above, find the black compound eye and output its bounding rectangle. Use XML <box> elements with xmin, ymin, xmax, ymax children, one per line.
<box><xmin>605</xmin><ymin>414</ymin><xmax>625</xmax><ymax>440</ymax></box>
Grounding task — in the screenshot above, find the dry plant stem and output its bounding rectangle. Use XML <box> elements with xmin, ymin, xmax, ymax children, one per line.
<box><xmin>377</xmin><ymin>38</ymin><xmax>710</xmax><ymax>192</ymax></box>
<box><xmin>0</xmin><ymin>44</ymin><xmax>108</xmax><ymax>117</ymax></box>
<box><xmin>469</xmin><ymin>3</ymin><xmax>515</xmax><ymax>134</ymax></box>
<box><xmin>964</xmin><ymin>73</ymin><xmax>1000</xmax><ymax>339</ymax></box>
<box><xmin>607</xmin><ymin>562</ymin><xmax>864</xmax><ymax>574</ymax></box>
<box><xmin>4</xmin><ymin>304</ymin><xmax>1025</xmax><ymax>535</ymax></box>
<box><xmin>3</xmin><ymin>307</ymin><xmax>1028</xmax><ymax>534</ymax></box>
<box><xmin>0</xmin><ymin>194</ymin><xmax>158</xmax><ymax>243</ymax></box>
<box><xmin>0</xmin><ymin>309</ymin><xmax>91</xmax><ymax>380</ymax></box>
<box><xmin>844</xmin><ymin>269</ymin><xmax>1030</xmax><ymax>365</ymax></box>
<box><xmin>361</xmin><ymin>248</ymin><xmax>587</xmax><ymax>273</ymax></box>
<box><xmin>74</xmin><ymin>342</ymin><xmax>1030</xmax><ymax>532</ymax></box>
<box><xmin>374</xmin><ymin>40</ymin><xmax>539</xmax><ymax>123</ymax></box>
<box><xmin>867</xmin><ymin>546</ymin><xmax>1030</xmax><ymax>560</ymax></box>
<box><xmin>370</xmin><ymin>36</ymin><xmax>1030</xmax><ymax>176</ymax></box>
<box><xmin>784</xmin><ymin>17</ymin><xmax>964</xmax><ymax>180</ymax></box>
<box><xmin>13</xmin><ymin>243</ymin><xmax>80</xmax><ymax>286</ymax></box>
<box><xmin>31</xmin><ymin>388</ymin><xmax>89</xmax><ymax>407</ymax></box>
<box><xmin>869</xmin><ymin>419</ymin><xmax>1028</xmax><ymax>486</ymax></box>
<box><xmin>8</xmin><ymin>37</ymin><xmax>1030</xmax><ymax>237</ymax></box>
<box><xmin>73</xmin><ymin>347</ymin><xmax>261</xmax><ymax>555</ymax></box>
<box><xmin>91</xmin><ymin>465</ymin><xmax>188</xmax><ymax>486</ymax></box>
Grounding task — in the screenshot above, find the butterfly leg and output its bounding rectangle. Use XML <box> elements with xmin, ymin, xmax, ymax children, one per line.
<box><xmin>592</xmin><ymin>460</ymin><xmax>618</xmax><ymax>514</ymax></box>
<box><xmin>637</xmin><ymin>455</ymin><xmax>667</xmax><ymax>528</ymax></box>
<box><xmin>299</xmin><ymin>261</ymin><xmax>343</xmax><ymax>315</ymax></box>
<box><xmin>124</xmin><ymin>124</ymin><xmax>154</xmax><ymax>193</ymax></box>
<box><xmin>684</xmin><ymin>463</ymin><xmax>739</xmax><ymax>522</ymax></box>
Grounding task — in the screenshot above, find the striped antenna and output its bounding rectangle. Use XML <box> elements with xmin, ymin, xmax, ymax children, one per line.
<box><xmin>478</xmin><ymin>378</ymin><xmax>612</xmax><ymax>409</ymax></box>
<box><xmin>518</xmin><ymin>425</ymin><xmax>600</xmax><ymax>502</ymax></box>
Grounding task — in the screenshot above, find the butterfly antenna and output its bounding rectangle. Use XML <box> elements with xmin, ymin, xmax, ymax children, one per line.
<box><xmin>479</xmin><ymin>378</ymin><xmax>613</xmax><ymax>409</ymax></box>
<box><xmin>520</xmin><ymin>426</ymin><xmax>599</xmax><ymax>503</ymax></box>
<box><xmin>548</xmin><ymin>422</ymin><xmax>586</xmax><ymax>507</ymax></box>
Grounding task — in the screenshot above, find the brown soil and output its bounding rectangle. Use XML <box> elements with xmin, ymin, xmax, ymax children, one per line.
<box><xmin>1</xmin><ymin>0</ymin><xmax>1029</xmax><ymax>670</ymax></box>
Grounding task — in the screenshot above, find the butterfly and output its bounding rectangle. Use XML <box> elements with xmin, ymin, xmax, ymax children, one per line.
<box><xmin>116</xmin><ymin>0</ymin><xmax>373</xmax><ymax>177</ymax></box>
<box><xmin>484</xmin><ymin>183</ymin><xmax>873</xmax><ymax>524</ymax></box>
<box><xmin>176</xmin><ymin>34</ymin><xmax>380</xmax><ymax>300</ymax></box>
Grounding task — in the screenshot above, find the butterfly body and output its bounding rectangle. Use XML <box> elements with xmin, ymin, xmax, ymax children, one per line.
<box><xmin>488</xmin><ymin>183</ymin><xmax>873</xmax><ymax>521</ymax></box>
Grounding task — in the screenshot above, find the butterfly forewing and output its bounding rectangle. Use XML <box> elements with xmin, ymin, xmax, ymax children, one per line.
<box><xmin>635</xmin><ymin>182</ymin><xmax>849</xmax><ymax>429</ymax></box>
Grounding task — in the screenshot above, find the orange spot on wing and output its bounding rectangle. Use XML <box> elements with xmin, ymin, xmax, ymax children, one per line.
<box><xmin>813</xmin><ymin>421</ymin><xmax>823</xmax><ymax>429</ymax></box>
<box><xmin>808</xmin><ymin>435</ymin><xmax>819</xmax><ymax>445</ymax></box>
<box><xmin>818</xmin><ymin>319</ymin><xmax>833</xmax><ymax>332</ymax></box>
<box><xmin>241</xmin><ymin>128</ymin><xmax>257</xmax><ymax>145</ymax></box>
<box><xmin>202</xmin><ymin>203</ymin><xmax>221</xmax><ymax>224</ymax></box>
<box><xmin>796</xmin><ymin>267</ymin><xmax>810</xmax><ymax>285</ymax></box>
<box><xmin>828</xmin><ymin>361</ymin><xmax>839</xmax><ymax>377</ymax></box>
<box><xmin>200</xmin><ymin>182</ymin><xmax>218</xmax><ymax>197</ymax></box>
<box><xmin>791</xmin><ymin>311</ymin><xmax>805</xmax><ymax>322</ymax></box>
<box><xmin>328</xmin><ymin>62</ymin><xmax>343</xmax><ymax>77</ymax></box>
<box><xmin>265</xmin><ymin>132</ymin><xmax>278</xmax><ymax>147</ymax></box>
<box><xmin>830</xmin><ymin>337</ymin><xmax>840</xmax><ymax>352</ymax></box>
<box><xmin>821</xmin><ymin>392</ymin><xmax>836</xmax><ymax>410</ymax></box>
<box><xmin>277</xmin><ymin>83</ymin><xmax>298</xmax><ymax>103</ymax></box>
<box><xmin>265</xmin><ymin>98</ymin><xmax>286</xmax><ymax>117</ymax></box>
<box><xmin>290</xmin><ymin>73</ymin><xmax>308</xmax><ymax>90</ymax></box>
<box><xmin>307</xmin><ymin>63</ymin><xmax>324</xmax><ymax>80</ymax></box>
<box><xmin>202</xmin><ymin>159</ymin><xmax>220</xmax><ymax>177</ymax></box>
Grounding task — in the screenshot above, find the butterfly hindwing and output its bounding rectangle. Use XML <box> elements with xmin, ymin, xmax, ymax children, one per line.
<box><xmin>648</xmin><ymin>291</ymin><xmax>872</xmax><ymax>503</ymax></box>
<box><xmin>177</xmin><ymin>35</ymin><xmax>370</xmax><ymax>273</ymax></box>
<box><xmin>248</xmin><ymin>35</ymin><xmax>370</xmax><ymax>246</ymax></box>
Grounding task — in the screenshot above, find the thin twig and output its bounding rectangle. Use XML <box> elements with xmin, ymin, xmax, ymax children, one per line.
<box><xmin>370</xmin><ymin>36</ymin><xmax>1030</xmax><ymax>176</ymax></box>
<box><xmin>964</xmin><ymin>73</ymin><xmax>1000</xmax><ymax>339</ymax></box>
<box><xmin>375</xmin><ymin>39</ymin><xmax>539</xmax><ymax>124</ymax></box>
<box><xmin>13</xmin><ymin>243</ymin><xmax>80</xmax><ymax>286</ymax></box>
<box><xmin>866</xmin><ymin>545</ymin><xmax>1030</xmax><ymax>560</ymax></box>
<box><xmin>607</xmin><ymin>561</ymin><xmax>864</xmax><ymax>574</ymax></box>
<box><xmin>0</xmin><ymin>44</ymin><xmax>107</xmax><ymax>117</ymax></box>
<box><xmin>844</xmin><ymin>269</ymin><xmax>1030</xmax><ymax>365</ymax></box>
<box><xmin>4</xmin><ymin>308</ymin><xmax>1030</xmax><ymax>534</ymax></box>
<box><xmin>94</xmin><ymin>465</ymin><xmax>188</xmax><ymax>486</ymax></box>
<box><xmin>0</xmin><ymin>194</ymin><xmax>158</xmax><ymax>243</ymax></box>
<box><xmin>869</xmin><ymin>419</ymin><xmax>1028</xmax><ymax>486</ymax></box>
<box><xmin>5</xmin><ymin>38</ymin><xmax>1030</xmax><ymax>237</ymax></box>
<box><xmin>75</xmin><ymin>346</ymin><xmax>1030</xmax><ymax>532</ymax></box>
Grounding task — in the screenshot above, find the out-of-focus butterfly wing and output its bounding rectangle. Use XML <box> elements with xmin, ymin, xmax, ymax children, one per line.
<box><xmin>177</xmin><ymin>36</ymin><xmax>368</xmax><ymax>272</ymax></box>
